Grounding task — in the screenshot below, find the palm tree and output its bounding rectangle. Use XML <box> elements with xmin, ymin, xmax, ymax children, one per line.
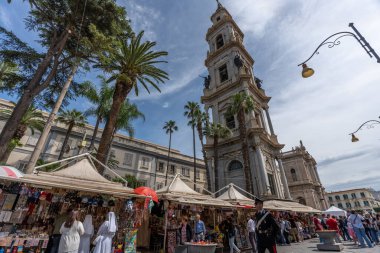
<box><xmin>83</xmin><ymin>76</ymin><xmax>114</xmax><ymax>150</ymax></box>
<box><xmin>184</xmin><ymin>101</ymin><xmax>200</xmax><ymax>190</ymax></box>
<box><xmin>227</xmin><ymin>92</ymin><xmax>255</xmax><ymax>194</ymax></box>
<box><xmin>104</xmin><ymin>100</ymin><xmax>145</xmax><ymax>166</ymax></box>
<box><xmin>57</xmin><ymin>109</ymin><xmax>87</xmax><ymax>160</ymax></box>
<box><xmin>205</xmin><ymin>123</ymin><xmax>231</xmax><ymax>191</ymax></box>
<box><xmin>0</xmin><ymin>105</ymin><xmax>44</xmax><ymax>163</ymax></box>
<box><xmin>95</xmin><ymin>31</ymin><xmax>168</xmax><ymax>165</ymax></box>
<box><xmin>163</xmin><ymin>120</ymin><xmax>178</xmax><ymax>186</ymax></box>
<box><xmin>194</xmin><ymin>109</ymin><xmax>212</xmax><ymax>191</ymax></box>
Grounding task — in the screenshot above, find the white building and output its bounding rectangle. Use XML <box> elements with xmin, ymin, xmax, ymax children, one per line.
<box><xmin>326</xmin><ymin>188</ymin><xmax>380</xmax><ymax>212</ymax></box>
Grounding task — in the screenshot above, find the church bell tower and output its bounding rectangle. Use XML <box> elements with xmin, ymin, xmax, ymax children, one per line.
<box><xmin>201</xmin><ymin>2</ymin><xmax>291</xmax><ymax>199</ymax></box>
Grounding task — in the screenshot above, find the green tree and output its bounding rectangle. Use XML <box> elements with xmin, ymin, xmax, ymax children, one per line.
<box><xmin>205</xmin><ymin>123</ymin><xmax>231</xmax><ymax>191</ymax></box>
<box><xmin>83</xmin><ymin>76</ymin><xmax>114</xmax><ymax>150</ymax></box>
<box><xmin>0</xmin><ymin>61</ymin><xmax>17</xmax><ymax>88</ymax></box>
<box><xmin>113</xmin><ymin>174</ymin><xmax>144</xmax><ymax>188</ymax></box>
<box><xmin>163</xmin><ymin>120</ymin><xmax>178</xmax><ymax>186</ymax></box>
<box><xmin>227</xmin><ymin>92</ymin><xmax>255</xmax><ymax>194</ymax></box>
<box><xmin>56</xmin><ymin>109</ymin><xmax>87</xmax><ymax>160</ymax></box>
<box><xmin>94</xmin><ymin>31</ymin><xmax>168</xmax><ymax>166</ymax></box>
<box><xmin>194</xmin><ymin>109</ymin><xmax>212</xmax><ymax>191</ymax></box>
<box><xmin>184</xmin><ymin>101</ymin><xmax>200</xmax><ymax>190</ymax></box>
<box><xmin>0</xmin><ymin>0</ymin><xmax>131</xmax><ymax>160</ymax></box>
<box><xmin>0</xmin><ymin>105</ymin><xmax>44</xmax><ymax>163</ymax></box>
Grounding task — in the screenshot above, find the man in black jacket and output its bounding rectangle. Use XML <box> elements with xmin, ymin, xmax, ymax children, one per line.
<box><xmin>255</xmin><ymin>198</ymin><xmax>279</xmax><ymax>253</ymax></box>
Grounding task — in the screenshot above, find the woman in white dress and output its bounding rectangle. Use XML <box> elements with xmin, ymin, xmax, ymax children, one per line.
<box><xmin>93</xmin><ymin>212</ymin><xmax>117</xmax><ymax>253</ymax></box>
<box><xmin>78</xmin><ymin>215</ymin><xmax>94</xmax><ymax>253</ymax></box>
<box><xmin>58</xmin><ymin>210</ymin><xmax>85</xmax><ymax>253</ymax></box>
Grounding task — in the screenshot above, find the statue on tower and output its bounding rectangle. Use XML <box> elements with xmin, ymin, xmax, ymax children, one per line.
<box><xmin>200</xmin><ymin>75</ymin><xmax>211</xmax><ymax>89</ymax></box>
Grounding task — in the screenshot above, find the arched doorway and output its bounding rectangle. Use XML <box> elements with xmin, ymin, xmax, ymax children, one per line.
<box><xmin>297</xmin><ymin>197</ymin><xmax>306</xmax><ymax>205</ymax></box>
<box><xmin>226</xmin><ymin>160</ymin><xmax>245</xmax><ymax>190</ymax></box>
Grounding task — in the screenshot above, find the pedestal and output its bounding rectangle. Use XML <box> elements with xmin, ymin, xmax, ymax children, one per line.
<box><xmin>316</xmin><ymin>231</ymin><xmax>344</xmax><ymax>251</ymax></box>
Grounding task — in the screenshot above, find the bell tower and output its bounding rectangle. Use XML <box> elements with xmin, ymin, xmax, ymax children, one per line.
<box><xmin>201</xmin><ymin>2</ymin><xmax>291</xmax><ymax>199</ymax></box>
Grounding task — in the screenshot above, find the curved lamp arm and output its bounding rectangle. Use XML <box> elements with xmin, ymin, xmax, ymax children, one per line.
<box><xmin>349</xmin><ymin>117</ymin><xmax>380</xmax><ymax>135</ymax></box>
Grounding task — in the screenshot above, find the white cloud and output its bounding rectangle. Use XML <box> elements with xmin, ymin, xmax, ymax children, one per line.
<box><xmin>162</xmin><ymin>102</ymin><xmax>169</xmax><ymax>108</ymax></box>
<box><xmin>0</xmin><ymin>7</ymin><xmax>12</xmax><ymax>29</ymax></box>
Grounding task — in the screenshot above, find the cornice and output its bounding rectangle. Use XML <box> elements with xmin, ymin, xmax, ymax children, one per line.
<box><xmin>205</xmin><ymin>40</ymin><xmax>254</xmax><ymax>67</ymax></box>
<box><xmin>206</xmin><ymin>15</ymin><xmax>244</xmax><ymax>40</ymax></box>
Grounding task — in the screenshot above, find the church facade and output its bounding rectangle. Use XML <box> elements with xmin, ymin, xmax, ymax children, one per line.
<box><xmin>281</xmin><ymin>141</ymin><xmax>328</xmax><ymax>210</ymax></box>
<box><xmin>201</xmin><ymin>3</ymin><xmax>291</xmax><ymax>200</ymax></box>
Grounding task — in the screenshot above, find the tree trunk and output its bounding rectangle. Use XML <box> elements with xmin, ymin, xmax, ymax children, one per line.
<box><xmin>0</xmin><ymin>30</ymin><xmax>70</xmax><ymax>159</ymax></box>
<box><xmin>165</xmin><ymin>132</ymin><xmax>172</xmax><ymax>186</ymax></box>
<box><xmin>58</xmin><ymin>123</ymin><xmax>74</xmax><ymax>160</ymax></box>
<box><xmin>96</xmin><ymin>80</ymin><xmax>132</xmax><ymax>172</ymax></box>
<box><xmin>25</xmin><ymin>64</ymin><xmax>78</xmax><ymax>174</ymax></box>
<box><xmin>0</xmin><ymin>145</ymin><xmax>14</xmax><ymax>165</ymax></box>
<box><xmin>89</xmin><ymin>115</ymin><xmax>101</xmax><ymax>150</ymax></box>
<box><xmin>105</xmin><ymin>128</ymin><xmax>116</xmax><ymax>167</ymax></box>
<box><xmin>192</xmin><ymin>125</ymin><xmax>197</xmax><ymax>190</ymax></box>
<box><xmin>197</xmin><ymin>123</ymin><xmax>211</xmax><ymax>191</ymax></box>
<box><xmin>213</xmin><ymin>136</ymin><xmax>219</xmax><ymax>191</ymax></box>
<box><xmin>238</xmin><ymin>110</ymin><xmax>253</xmax><ymax>194</ymax></box>
<box><xmin>0</xmin><ymin>124</ymin><xmax>27</xmax><ymax>163</ymax></box>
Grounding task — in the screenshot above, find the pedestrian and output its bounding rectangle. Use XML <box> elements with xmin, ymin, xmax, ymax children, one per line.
<box><xmin>288</xmin><ymin>217</ymin><xmax>299</xmax><ymax>242</ymax></box>
<box><xmin>58</xmin><ymin>210</ymin><xmax>85</xmax><ymax>253</ymax></box>
<box><xmin>178</xmin><ymin>216</ymin><xmax>192</xmax><ymax>244</ymax></box>
<box><xmin>295</xmin><ymin>218</ymin><xmax>304</xmax><ymax>242</ymax></box>
<box><xmin>347</xmin><ymin>210</ymin><xmax>373</xmax><ymax>248</ymax></box>
<box><xmin>78</xmin><ymin>215</ymin><xmax>94</xmax><ymax>253</ymax></box>
<box><xmin>93</xmin><ymin>212</ymin><xmax>118</xmax><ymax>253</ymax></box>
<box><xmin>247</xmin><ymin>215</ymin><xmax>257</xmax><ymax>253</ymax></box>
<box><xmin>46</xmin><ymin>208</ymin><xmax>72</xmax><ymax>253</ymax></box>
<box><xmin>226</xmin><ymin>217</ymin><xmax>241</xmax><ymax>253</ymax></box>
<box><xmin>347</xmin><ymin>220</ymin><xmax>358</xmax><ymax>245</ymax></box>
<box><xmin>368</xmin><ymin>214</ymin><xmax>379</xmax><ymax>245</ymax></box>
<box><xmin>313</xmin><ymin>214</ymin><xmax>324</xmax><ymax>243</ymax></box>
<box><xmin>255</xmin><ymin>198</ymin><xmax>279</xmax><ymax>253</ymax></box>
<box><xmin>363</xmin><ymin>214</ymin><xmax>374</xmax><ymax>243</ymax></box>
<box><xmin>338</xmin><ymin>216</ymin><xmax>351</xmax><ymax>241</ymax></box>
<box><xmin>326</xmin><ymin>215</ymin><xmax>341</xmax><ymax>243</ymax></box>
<box><xmin>279</xmin><ymin>217</ymin><xmax>290</xmax><ymax>245</ymax></box>
<box><xmin>321</xmin><ymin>214</ymin><xmax>328</xmax><ymax>229</ymax></box>
<box><xmin>194</xmin><ymin>214</ymin><xmax>206</xmax><ymax>242</ymax></box>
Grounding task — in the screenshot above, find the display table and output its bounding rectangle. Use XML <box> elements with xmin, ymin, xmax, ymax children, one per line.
<box><xmin>184</xmin><ymin>242</ymin><xmax>217</xmax><ymax>253</ymax></box>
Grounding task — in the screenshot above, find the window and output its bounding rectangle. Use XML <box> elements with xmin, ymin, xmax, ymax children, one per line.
<box><xmin>346</xmin><ymin>202</ymin><xmax>352</xmax><ymax>208</ymax></box>
<box><xmin>216</xmin><ymin>16</ymin><xmax>221</xmax><ymax>21</ymax></box>
<box><xmin>26</xmin><ymin>134</ymin><xmax>40</xmax><ymax>146</ymax></box>
<box><xmin>267</xmin><ymin>173</ymin><xmax>276</xmax><ymax>195</ymax></box>
<box><xmin>219</xmin><ymin>64</ymin><xmax>228</xmax><ymax>83</ymax></box>
<box><xmin>363</xmin><ymin>201</ymin><xmax>370</xmax><ymax>207</ymax></box>
<box><xmin>216</xmin><ymin>34</ymin><xmax>224</xmax><ymax>49</ymax></box>
<box><xmin>181</xmin><ymin>167</ymin><xmax>190</xmax><ymax>177</ymax></box>
<box><xmin>225</xmin><ymin>114</ymin><xmax>235</xmax><ymax>129</ymax></box>
<box><xmin>360</xmin><ymin>192</ymin><xmax>365</xmax><ymax>198</ymax></box>
<box><xmin>18</xmin><ymin>161</ymin><xmax>28</xmax><ymax>172</ymax></box>
<box><xmin>141</xmin><ymin>157</ymin><xmax>151</xmax><ymax>169</ymax></box>
<box><xmin>290</xmin><ymin>169</ymin><xmax>297</xmax><ymax>182</ymax></box>
<box><xmin>337</xmin><ymin>203</ymin><xmax>343</xmax><ymax>209</ymax></box>
<box><xmin>157</xmin><ymin>183</ymin><xmax>163</xmax><ymax>190</ymax></box>
<box><xmin>157</xmin><ymin>162</ymin><xmax>165</xmax><ymax>173</ymax></box>
<box><xmin>196</xmin><ymin>170</ymin><xmax>201</xmax><ymax>180</ymax></box>
<box><xmin>123</xmin><ymin>153</ymin><xmax>133</xmax><ymax>166</ymax></box>
<box><xmin>335</xmin><ymin>195</ymin><xmax>341</xmax><ymax>201</ymax></box>
<box><xmin>228</xmin><ymin>160</ymin><xmax>243</xmax><ymax>171</ymax></box>
<box><xmin>110</xmin><ymin>149</ymin><xmax>116</xmax><ymax>159</ymax></box>
<box><xmin>343</xmin><ymin>194</ymin><xmax>348</xmax><ymax>200</ymax></box>
<box><xmin>169</xmin><ymin>165</ymin><xmax>176</xmax><ymax>175</ymax></box>
<box><xmin>139</xmin><ymin>180</ymin><xmax>147</xmax><ymax>187</ymax></box>
<box><xmin>57</xmin><ymin>138</ymin><xmax>72</xmax><ymax>152</ymax></box>
<box><xmin>354</xmin><ymin>201</ymin><xmax>361</xmax><ymax>207</ymax></box>
<box><xmin>351</xmin><ymin>193</ymin><xmax>357</xmax><ymax>199</ymax></box>
<box><xmin>297</xmin><ymin>197</ymin><xmax>306</xmax><ymax>205</ymax></box>
<box><xmin>328</xmin><ymin>196</ymin><xmax>333</xmax><ymax>202</ymax></box>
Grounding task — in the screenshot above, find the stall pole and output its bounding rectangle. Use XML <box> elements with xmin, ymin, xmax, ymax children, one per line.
<box><xmin>163</xmin><ymin>209</ymin><xmax>168</xmax><ymax>252</ymax></box>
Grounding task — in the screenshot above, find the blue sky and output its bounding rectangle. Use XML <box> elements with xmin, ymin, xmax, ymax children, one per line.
<box><xmin>1</xmin><ymin>0</ymin><xmax>380</xmax><ymax>192</ymax></box>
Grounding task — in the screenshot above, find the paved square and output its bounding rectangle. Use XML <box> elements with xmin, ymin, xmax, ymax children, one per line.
<box><xmin>276</xmin><ymin>239</ymin><xmax>380</xmax><ymax>253</ymax></box>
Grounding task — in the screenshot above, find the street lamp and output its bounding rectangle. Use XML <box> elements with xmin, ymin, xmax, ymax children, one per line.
<box><xmin>298</xmin><ymin>23</ymin><xmax>380</xmax><ymax>78</ymax></box>
<box><xmin>349</xmin><ymin>116</ymin><xmax>380</xmax><ymax>142</ymax></box>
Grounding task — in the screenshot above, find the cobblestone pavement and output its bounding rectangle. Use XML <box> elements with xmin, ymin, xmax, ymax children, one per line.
<box><xmin>276</xmin><ymin>239</ymin><xmax>380</xmax><ymax>253</ymax></box>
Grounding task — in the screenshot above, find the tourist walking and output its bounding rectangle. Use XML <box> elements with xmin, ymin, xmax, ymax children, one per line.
<box><xmin>58</xmin><ymin>210</ymin><xmax>85</xmax><ymax>253</ymax></box>
<box><xmin>279</xmin><ymin>217</ymin><xmax>290</xmax><ymax>245</ymax></box>
<box><xmin>194</xmin><ymin>214</ymin><xmax>206</xmax><ymax>242</ymax></box>
<box><xmin>93</xmin><ymin>212</ymin><xmax>118</xmax><ymax>253</ymax></box>
<box><xmin>255</xmin><ymin>198</ymin><xmax>279</xmax><ymax>253</ymax></box>
<box><xmin>226</xmin><ymin>217</ymin><xmax>241</xmax><ymax>253</ymax></box>
<box><xmin>289</xmin><ymin>217</ymin><xmax>299</xmax><ymax>242</ymax></box>
<box><xmin>247</xmin><ymin>215</ymin><xmax>257</xmax><ymax>253</ymax></box>
<box><xmin>338</xmin><ymin>216</ymin><xmax>351</xmax><ymax>241</ymax></box>
<box><xmin>326</xmin><ymin>215</ymin><xmax>342</xmax><ymax>243</ymax></box>
<box><xmin>347</xmin><ymin>211</ymin><xmax>373</xmax><ymax>248</ymax></box>
<box><xmin>178</xmin><ymin>216</ymin><xmax>192</xmax><ymax>244</ymax></box>
<box><xmin>78</xmin><ymin>215</ymin><xmax>94</xmax><ymax>253</ymax></box>
<box><xmin>295</xmin><ymin>219</ymin><xmax>304</xmax><ymax>242</ymax></box>
<box><xmin>367</xmin><ymin>214</ymin><xmax>379</xmax><ymax>245</ymax></box>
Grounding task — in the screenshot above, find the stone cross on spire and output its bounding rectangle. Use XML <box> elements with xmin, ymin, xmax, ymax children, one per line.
<box><xmin>216</xmin><ymin>0</ymin><xmax>223</xmax><ymax>8</ymax></box>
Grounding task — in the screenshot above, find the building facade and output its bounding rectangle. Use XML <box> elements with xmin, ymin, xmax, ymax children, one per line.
<box><xmin>201</xmin><ymin>3</ymin><xmax>291</xmax><ymax>199</ymax></box>
<box><xmin>326</xmin><ymin>188</ymin><xmax>380</xmax><ymax>212</ymax></box>
<box><xmin>0</xmin><ymin>99</ymin><xmax>206</xmax><ymax>191</ymax></box>
<box><xmin>281</xmin><ymin>141</ymin><xmax>328</xmax><ymax>210</ymax></box>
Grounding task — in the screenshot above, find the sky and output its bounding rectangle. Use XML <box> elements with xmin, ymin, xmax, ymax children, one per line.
<box><xmin>1</xmin><ymin>0</ymin><xmax>380</xmax><ymax>192</ymax></box>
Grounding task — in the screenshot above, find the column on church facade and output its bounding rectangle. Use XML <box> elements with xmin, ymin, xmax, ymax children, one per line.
<box><xmin>278</xmin><ymin>158</ymin><xmax>292</xmax><ymax>199</ymax></box>
<box><xmin>255</xmin><ymin>147</ymin><xmax>271</xmax><ymax>195</ymax></box>
<box><xmin>264</xmin><ymin>108</ymin><xmax>275</xmax><ymax>135</ymax></box>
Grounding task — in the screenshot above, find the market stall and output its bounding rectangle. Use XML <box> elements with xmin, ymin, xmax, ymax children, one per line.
<box><xmin>323</xmin><ymin>206</ymin><xmax>346</xmax><ymax>217</ymax></box>
<box><xmin>154</xmin><ymin>174</ymin><xmax>233</xmax><ymax>253</ymax></box>
<box><xmin>0</xmin><ymin>153</ymin><xmax>149</xmax><ymax>253</ymax></box>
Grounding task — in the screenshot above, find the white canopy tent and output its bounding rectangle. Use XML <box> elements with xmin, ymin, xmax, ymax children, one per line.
<box><xmin>216</xmin><ymin>183</ymin><xmax>255</xmax><ymax>206</ymax></box>
<box><xmin>323</xmin><ymin>206</ymin><xmax>347</xmax><ymax>217</ymax></box>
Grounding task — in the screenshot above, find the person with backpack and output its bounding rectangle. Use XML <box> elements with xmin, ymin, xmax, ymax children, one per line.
<box><xmin>347</xmin><ymin>211</ymin><xmax>373</xmax><ymax>248</ymax></box>
<box><xmin>226</xmin><ymin>216</ymin><xmax>240</xmax><ymax>253</ymax></box>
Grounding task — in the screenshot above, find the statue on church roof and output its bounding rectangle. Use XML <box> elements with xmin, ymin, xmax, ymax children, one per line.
<box><xmin>216</xmin><ymin>0</ymin><xmax>223</xmax><ymax>8</ymax></box>
<box><xmin>200</xmin><ymin>75</ymin><xmax>211</xmax><ymax>89</ymax></box>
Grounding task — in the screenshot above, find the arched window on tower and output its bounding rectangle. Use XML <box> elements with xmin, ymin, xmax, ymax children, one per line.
<box><xmin>216</xmin><ymin>34</ymin><xmax>224</xmax><ymax>49</ymax></box>
<box><xmin>291</xmin><ymin>168</ymin><xmax>297</xmax><ymax>182</ymax></box>
<box><xmin>297</xmin><ymin>197</ymin><xmax>306</xmax><ymax>205</ymax></box>
<box><xmin>228</xmin><ymin>160</ymin><xmax>243</xmax><ymax>171</ymax></box>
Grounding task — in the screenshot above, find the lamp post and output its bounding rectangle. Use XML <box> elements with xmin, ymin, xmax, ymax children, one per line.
<box><xmin>298</xmin><ymin>23</ymin><xmax>380</xmax><ymax>78</ymax></box>
<box><xmin>349</xmin><ymin>116</ymin><xmax>380</xmax><ymax>142</ymax></box>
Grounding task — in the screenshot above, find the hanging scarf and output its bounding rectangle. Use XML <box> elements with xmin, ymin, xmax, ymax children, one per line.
<box><xmin>83</xmin><ymin>215</ymin><xmax>94</xmax><ymax>235</ymax></box>
<box><xmin>108</xmin><ymin>212</ymin><xmax>117</xmax><ymax>233</ymax></box>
